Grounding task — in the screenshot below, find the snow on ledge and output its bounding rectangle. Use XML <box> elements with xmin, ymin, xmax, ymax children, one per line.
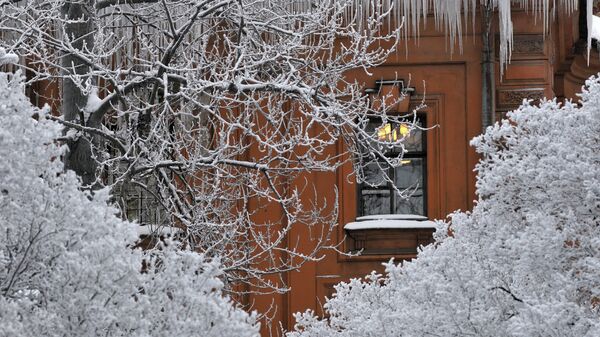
<box><xmin>356</xmin><ymin>214</ymin><xmax>428</xmax><ymax>221</ymax></box>
<box><xmin>137</xmin><ymin>225</ymin><xmax>183</xmax><ymax>236</ymax></box>
<box><xmin>344</xmin><ymin>218</ymin><xmax>436</xmax><ymax>231</ymax></box>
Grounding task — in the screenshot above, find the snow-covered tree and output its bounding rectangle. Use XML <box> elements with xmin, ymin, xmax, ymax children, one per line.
<box><xmin>0</xmin><ymin>68</ymin><xmax>258</xmax><ymax>337</ymax></box>
<box><xmin>0</xmin><ymin>0</ymin><xmax>415</xmax><ymax>293</ymax></box>
<box><xmin>0</xmin><ymin>0</ymin><xmax>592</xmax><ymax>294</ymax></box>
<box><xmin>288</xmin><ymin>76</ymin><xmax>600</xmax><ymax>337</ymax></box>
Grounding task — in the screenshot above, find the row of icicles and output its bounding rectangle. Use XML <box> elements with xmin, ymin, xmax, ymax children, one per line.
<box><xmin>94</xmin><ymin>0</ymin><xmax>586</xmax><ymax>75</ymax></box>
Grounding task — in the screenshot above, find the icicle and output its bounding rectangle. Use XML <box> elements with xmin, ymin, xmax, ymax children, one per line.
<box><xmin>587</xmin><ymin>0</ymin><xmax>593</xmax><ymax>64</ymax></box>
<box><xmin>89</xmin><ymin>0</ymin><xmax>587</xmax><ymax>77</ymax></box>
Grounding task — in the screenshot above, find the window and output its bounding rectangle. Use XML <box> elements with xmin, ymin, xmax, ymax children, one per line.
<box><xmin>107</xmin><ymin>172</ymin><xmax>169</xmax><ymax>227</ymax></box>
<box><xmin>125</xmin><ymin>185</ymin><xmax>167</xmax><ymax>226</ymax></box>
<box><xmin>358</xmin><ymin>114</ymin><xmax>427</xmax><ymax>216</ymax></box>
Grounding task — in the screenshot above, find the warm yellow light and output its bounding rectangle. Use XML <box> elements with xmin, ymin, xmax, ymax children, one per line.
<box><xmin>377</xmin><ymin>123</ymin><xmax>392</xmax><ymax>142</ymax></box>
<box><xmin>399</xmin><ymin>123</ymin><xmax>410</xmax><ymax>137</ymax></box>
<box><xmin>401</xmin><ymin>159</ymin><xmax>412</xmax><ymax>165</ymax></box>
<box><xmin>377</xmin><ymin>123</ymin><xmax>410</xmax><ymax>142</ymax></box>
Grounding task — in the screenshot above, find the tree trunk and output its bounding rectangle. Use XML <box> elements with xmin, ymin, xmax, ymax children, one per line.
<box><xmin>481</xmin><ymin>3</ymin><xmax>495</xmax><ymax>132</ymax></box>
<box><xmin>61</xmin><ymin>1</ymin><xmax>97</xmax><ymax>187</ymax></box>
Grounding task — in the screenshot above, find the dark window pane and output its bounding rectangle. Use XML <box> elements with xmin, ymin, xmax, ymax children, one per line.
<box><xmin>126</xmin><ymin>196</ymin><xmax>140</xmax><ymax>222</ymax></box>
<box><xmin>402</xmin><ymin>125</ymin><xmax>423</xmax><ymax>153</ymax></box>
<box><xmin>394</xmin><ymin>158</ymin><xmax>424</xmax><ymax>189</ymax></box>
<box><xmin>365</xmin><ymin>121</ymin><xmax>378</xmax><ymax>134</ymax></box>
<box><xmin>361</xmin><ymin>190</ymin><xmax>390</xmax><ymax>215</ymax></box>
<box><xmin>393</xmin><ymin>158</ymin><xmax>425</xmax><ymax>215</ymax></box>
<box><xmin>363</xmin><ymin>163</ymin><xmax>388</xmax><ymax>186</ymax></box>
<box><xmin>395</xmin><ymin>194</ymin><xmax>425</xmax><ymax>215</ymax></box>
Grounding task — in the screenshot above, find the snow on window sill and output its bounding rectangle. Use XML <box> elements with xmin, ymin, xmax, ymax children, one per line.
<box><xmin>355</xmin><ymin>214</ymin><xmax>428</xmax><ymax>221</ymax></box>
<box><xmin>345</xmin><ymin>214</ymin><xmax>436</xmax><ymax>231</ymax></box>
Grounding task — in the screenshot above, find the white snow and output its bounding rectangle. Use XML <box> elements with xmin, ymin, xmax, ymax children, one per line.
<box><xmin>84</xmin><ymin>87</ymin><xmax>103</xmax><ymax>113</ymax></box>
<box><xmin>0</xmin><ymin>47</ymin><xmax>18</xmax><ymax>66</ymax></box>
<box><xmin>136</xmin><ymin>225</ymin><xmax>183</xmax><ymax>236</ymax></box>
<box><xmin>356</xmin><ymin>214</ymin><xmax>428</xmax><ymax>221</ymax></box>
<box><xmin>344</xmin><ymin>219</ymin><xmax>436</xmax><ymax>230</ymax></box>
<box><xmin>0</xmin><ymin>71</ymin><xmax>259</xmax><ymax>337</ymax></box>
<box><xmin>64</xmin><ymin>128</ymin><xmax>80</xmax><ymax>141</ymax></box>
<box><xmin>590</xmin><ymin>15</ymin><xmax>600</xmax><ymax>42</ymax></box>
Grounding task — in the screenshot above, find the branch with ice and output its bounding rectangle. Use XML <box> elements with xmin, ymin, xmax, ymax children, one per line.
<box><xmin>0</xmin><ymin>70</ymin><xmax>259</xmax><ymax>337</ymax></box>
<box><xmin>0</xmin><ymin>0</ymin><xmax>409</xmax><ymax>295</ymax></box>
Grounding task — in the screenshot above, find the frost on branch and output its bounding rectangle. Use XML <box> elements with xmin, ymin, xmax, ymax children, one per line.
<box><xmin>0</xmin><ymin>72</ymin><xmax>258</xmax><ymax>337</ymax></box>
<box><xmin>0</xmin><ymin>0</ymin><xmax>417</xmax><ymax>293</ymax></box>
<box><xmin>289</xmin><ymin>75</ymin><xmax>600</xmax><ymax>337</ymax></box>
<box><xmin>3</xmin><ymin>0</ymin><xmax>587</xmax><ymax>297</ymax></box>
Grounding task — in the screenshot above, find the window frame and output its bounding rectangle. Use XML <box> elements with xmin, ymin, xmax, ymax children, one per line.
<box><xmin>357</xmin><ymin>112</ymin><xmax>428</xmax><ymax>217</ymax></box>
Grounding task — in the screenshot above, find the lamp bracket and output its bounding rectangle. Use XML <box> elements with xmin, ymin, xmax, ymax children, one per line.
<box><xmin>373</xmin><ymin>79</ymin><xmax>415</xmax><ymax>95</ymax></box>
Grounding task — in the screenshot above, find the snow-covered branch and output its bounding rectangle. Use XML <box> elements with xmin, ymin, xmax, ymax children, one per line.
<box><xmin>0</xmin><ymin>70</ymin><xmax>259</xmax><ymax>337</ymax></box>
<box><xmin>0</xmin><ymin>0</ymin><xmax>414</xmax><ymax>294</ymax></box>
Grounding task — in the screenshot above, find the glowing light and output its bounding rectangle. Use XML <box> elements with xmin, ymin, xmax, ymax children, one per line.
<box><xmin>377</xmin><ymin>123</ymin><xmax>393</xmax><ymax>142</ymax></box>
<box><xmin>399</xmin><ymin>123</ymin><xmax>410</xmax><ymax>137</ymax></box>
<box><xmin>377</xmin><ymin>123</ymin><xmax>411</xmax><ymax>142</ymax></box>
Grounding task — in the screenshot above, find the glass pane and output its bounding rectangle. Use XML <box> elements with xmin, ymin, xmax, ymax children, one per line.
<box><xmin>365</xmin><ymin>121</ymin><xmax>384</xmax><ymax>150</ymax></box>
<box><xmin>363</xmin><ymin>163</ymin><xmax>388</xmax><ymax>186</ymax></box>
<box><xmin>394</xmin><ymin>158</ymin><xmax>425</xmax><ymax>215</ymax></box>
<box><xmin>402</xmin><ymin>124</ymin><xmax>423</xmax><ymax>153</ymax></box>
<box><xmin>394</xmin><ymin>158</ymin><xmax>424</xmax><ymax>189</ymax></box>
<box><xmin>126</xmin><ymin>195</ymin><xmax>140</xmax><ymax>222</ymax></box>
<box><xmin>395</xmin><ymin>194</ymin><xmax>425</xmax><ymax>215</ymax></box>
<box><xmin>366</xmin><ymin>121</ymin><xmax>423</xmax><ymax>153</ymax></box>
<box><xmin>365</xmin><ymin>121</ymin><xmax>378</xmax><ymax>134</ymax></box>
<box><xmin>139</xmin><ymin>197</ymin><xmax>156</xmax><ymax>225</ymax></box>
<box><xmin>361</xmin><ymin>190</ymin><xmax>390</xmax><ymax>215</ymax></box>
<box><xmin>365</xmin><ymin>121</ymin><xmax>400</xmax><ymax>152</ymax></box>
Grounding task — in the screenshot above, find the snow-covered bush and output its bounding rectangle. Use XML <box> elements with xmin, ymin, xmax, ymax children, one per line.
<box><xmin>289</xmin><ymin>76</ymin><xmax>600</xmax><ymax>337</ymax></box>
<box><xmin>0</xmin><ymin>70</ymin><xmax>258</xmax><ymax>337</ymax></box>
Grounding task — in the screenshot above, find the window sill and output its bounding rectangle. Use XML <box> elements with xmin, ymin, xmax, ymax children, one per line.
<box><xmin>344</xmin><ymin>216</ymin><xmax>435</xmax><ymax>258</ymax></box>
